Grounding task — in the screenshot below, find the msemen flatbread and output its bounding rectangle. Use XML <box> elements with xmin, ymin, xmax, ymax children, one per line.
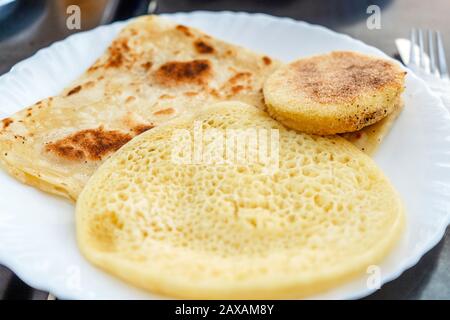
<box><xmin>76</xmin><ymin>101</ymin><xmax>404</xmax><ymax>299</ymax></box>
<box><xmin>0</xmin><ymin>15</ymin><xmax>280</xmax><ymax>201</ymax></box>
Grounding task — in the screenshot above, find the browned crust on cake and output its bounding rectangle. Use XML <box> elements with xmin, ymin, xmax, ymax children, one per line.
<box><xmin>290</xmin><ymin>51</ymin><xmax>405</xmax><ymax>104</ymax></box>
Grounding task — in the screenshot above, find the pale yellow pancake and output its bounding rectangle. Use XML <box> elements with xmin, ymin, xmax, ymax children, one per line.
<box><xmin>76</xmin><ymin>101</ymin><xmax>404</xmax><ymax>299</ymax></box>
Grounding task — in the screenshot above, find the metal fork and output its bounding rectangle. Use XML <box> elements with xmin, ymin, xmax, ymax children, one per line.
<box><xmin>408</xmin><ymin>28</ymin><xmax>449</xmax><ymax>81</ymax></box>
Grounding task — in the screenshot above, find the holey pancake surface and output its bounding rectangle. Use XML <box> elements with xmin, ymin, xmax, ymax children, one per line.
<box><xmin>76</xmin><ymin>102</ymin><xmax>404</xmax><ymax>299</ymax></box>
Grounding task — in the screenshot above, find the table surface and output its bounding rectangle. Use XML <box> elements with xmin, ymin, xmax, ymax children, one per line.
<box><xmin>0</xmin><ymin>0</ymin><xmax>449</xmax><ymax>300</ymax></box>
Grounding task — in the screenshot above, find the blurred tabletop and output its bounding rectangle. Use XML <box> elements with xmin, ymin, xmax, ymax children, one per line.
<box><xmin>0</xmin><ymin>0</ymin><xmax>449</xmax><ymax>300</ymax></box>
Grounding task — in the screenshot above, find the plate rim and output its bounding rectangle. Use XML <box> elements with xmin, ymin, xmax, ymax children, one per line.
<box><xmin>0</xmin><ymin>10</ymin><xmax>449</xmax><ymax>300</ymax></box>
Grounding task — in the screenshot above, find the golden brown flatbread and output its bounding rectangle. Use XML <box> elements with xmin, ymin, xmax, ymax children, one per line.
<box><xmin>0</xmin><ymin>15</ymin><xmax>280</xmax><ymax>201</ymax></box>
<box><xmin>76</xmin><ymin>101</ymin><xmax>404</xmax><ymax>299</ymax></box>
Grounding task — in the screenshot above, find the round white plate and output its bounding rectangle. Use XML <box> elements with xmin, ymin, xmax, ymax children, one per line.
<box><xmin>0</xmin><ymin>11</ymin><xmax>449</xmax><ymax>300</ymax></box>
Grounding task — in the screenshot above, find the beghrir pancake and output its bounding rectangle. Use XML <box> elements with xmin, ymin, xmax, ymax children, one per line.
<box><xmin>263</xmin><ymin>51</ymin><xmax>406</xmax><ymax>135</ymax></box>
<box><xmin>0</xmin><ymin>15</ymin><xmax>280</xmax><ymax>201</ymax></box>
<box><xmin>76</xmin><ymin>101</ymin><xmax>404</xmax><ymax>299</ymax></box>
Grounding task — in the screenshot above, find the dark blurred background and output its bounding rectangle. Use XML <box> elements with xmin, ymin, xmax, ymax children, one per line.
<box><xmin>0</xmin><ymin>0</ymin><xmax>449</xmax><ymax>300</ymax></box>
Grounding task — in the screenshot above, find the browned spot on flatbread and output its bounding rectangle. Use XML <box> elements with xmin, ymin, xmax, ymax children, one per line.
<box><xmin>67</xmin><ymin>85</ymin><xmax>82</xmax><ymax>96</ymax></box>
<box><xmin>45</xmin><ymin>127</ymin><xmax>132</xmax><ymax>161</ymax></box>
<box><xmin>231</xmin><ymin>85</ymin><xmax>245</xmax><ymax>95</ymax></box>
<box><xmin>176</xmin><ymin>25</ymin><xmax>193</xmax><ymax>37</ymax></box>
<box><xmin>125</xmin><ymin>96</ymin><xmax>136</xmax><ymax>103</ymax></box>
<box><xmin>106</xmin><ymin>53</ymin><xmax>123</xmax><ymax>69</ymax></box>
<box><xmin>31</xmin><ymin>100</ymin><xmax>44</xmax><ymax>110</ymax></box>
<box><xmin>141</xmin><ymin>62</ymin><xmax>153</xmax><ymax>71</ymax></box>
<box><xmin>132</xmin><ymin>124</ymin><xmax>155</xmax><ymax>135</ymax></box>
<box><xmin>209</xmin><ymin>88</ymin><xmax>221</xmax><ymax>98</ymax></box>
<box><xmin>48</xmin><ymin>145</ymin><xmax>85</xmax><ymax>161</ymax></box>
<box><xmin>291</xmin><ymin>51</ymin><xmax>403</xmax><ymax>104</ymax></box>
<box><xmin>155</xmin><ymin>60</ymin><xmax>212</xmax><ymax>86</ymax></box>
<box><xmin>153</xmin><ymin>108</ymin><xmax>175</xmax><ymax>116</ymax></box>
<box><xmin>194</xmin><ymin>40</ymin><xmax>215</xmax><ymax>54</ymax></box>
<box><xmin>159</xmin><ymin>94</ymin><xmax>175</xmax><ymax>99</ymax></box>
<box><xmin>83</xmin><ymin>81</ymin><xmax>95</xmax><ymax>89</ymax></box>
<box><xmin>104</xmin><ymin>38</ymin><xmax>130</xmax><ymax>69</ymax></box>
<box><xmin>184</xmin><ymin>91</ymin><xmax>198</xmax><ymax>97</ymax></box>
<box><xmin>262</xmin><ymin>56</ymin><xmax>272</xmax><ymax>65</ymax></box>
<box><xmin>227</xmin><ymin>72</ymin><xmax>251</xmax><ymax>85</ymax></box>
<box><xmin>88</xmin><ymin>65</ymin><xmax>99</xmax><ymax>72</ymax></box>
<box><xmin>2</xmin><ymin>118</ymin><xmax>13</xmax><ymax>129</ymax></box>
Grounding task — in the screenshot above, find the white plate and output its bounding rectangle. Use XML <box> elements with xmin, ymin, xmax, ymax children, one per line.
<box><xmin>1</xmin><ymin>11</ymin><xmax>450</xmax><ymax>300</ymax></box>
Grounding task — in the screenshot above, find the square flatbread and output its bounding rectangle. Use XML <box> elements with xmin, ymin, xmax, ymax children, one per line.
<box><xmin>0</xmin><ymin>15</ymin><xmax>280</xmax><ymax>200</ymax></box>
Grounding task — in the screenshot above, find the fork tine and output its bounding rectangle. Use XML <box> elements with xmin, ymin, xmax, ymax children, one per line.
<box><xmin>428</xmin><ymin>30</ymin><xmax>437</xmax><ymax>75</ymax></box>
<box><xmin>436</xmin><ymin>31</ymin><xmax>449</xmax><ymax>79</ymax></box>
<box><xmin>418</xmin><ymin>28</ymin><xmax>426</xmax><ymax>69</ymax></box>
<box><xmin>409</xmin><ymin>28</ymin><xmax>417</xmax><ymax>66</ymax></box>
